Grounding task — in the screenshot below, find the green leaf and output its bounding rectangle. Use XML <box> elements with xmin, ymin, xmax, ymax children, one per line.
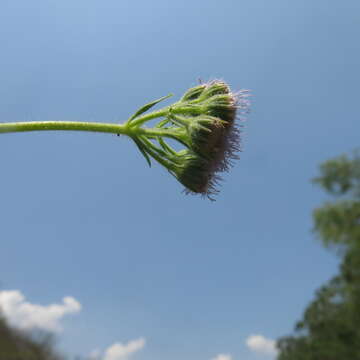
<box><xmin>128</xmin><ymin>94</ymin><xmax>173</xmax><ymax>123</ymax></box>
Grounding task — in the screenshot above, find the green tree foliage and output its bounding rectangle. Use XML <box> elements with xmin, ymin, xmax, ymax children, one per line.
<box><xmin>277</xmin><ymin>151</ymin><xmax>360</xmax><ymax>360</ymax></box>
<box><xmin>0</xmin><ymin>314</ymin><xmax>64</xmax><ymax>360</ymax></box>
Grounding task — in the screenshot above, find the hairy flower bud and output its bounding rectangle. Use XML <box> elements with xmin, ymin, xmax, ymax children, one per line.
<box><xmin>169</xmin><ymin>150</ymin><xmax>218</xmax><ymax>197</ymax></box>
<box><xmin>187</xmin><ymin>116</ymin><xmax>225</xmax><ymax>158</ymax></box>
<box><xmin>198</xmin><ymin>81</ymin><xmax>230</xmax><ymax>98</ymax></box>
<box><xmin>181</xmin><ymin>84</ymin><xmax>206</xmax><ymax>101</ymax></box>
<box><xmin>128</xmin><ymin>79</ymin><xmax>249</xmax><ymax>199</ymax></box>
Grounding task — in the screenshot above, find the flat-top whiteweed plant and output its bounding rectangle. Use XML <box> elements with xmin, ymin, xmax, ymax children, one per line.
<box><xmin>0</xmin><ymin>80</ymin><xmax>249</xmax><ymax>200</ymax></box>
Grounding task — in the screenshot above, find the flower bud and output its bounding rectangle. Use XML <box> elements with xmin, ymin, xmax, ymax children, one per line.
<box><xmin>170</xmin><ymin>150</ymin><xmax>217</xmax><ymax>197</ymax></box>
<box><xmin>204</xmin><ymin>94</ymin><xmax>237</xmax><ymax>124</ymax></box>
<box><xmin>181</xmin><ymin>84</ymin><xmax>206</xmax><ymax>101</ymax></box>
<box><xmin>198</xmin><ymin>81</ymin><xmax>230</xmax><ymax>99</ymax></box>
<box><xmin>187</xmin><ymin>116</ymin><xmax>225</xmax><ymax>158</ymax></box>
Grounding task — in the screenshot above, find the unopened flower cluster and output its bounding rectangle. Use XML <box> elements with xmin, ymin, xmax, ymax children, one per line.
<box><xmin>126</xmin><ymin>80</ymin><xmax>249</xmax><ymax>199</ymax></box>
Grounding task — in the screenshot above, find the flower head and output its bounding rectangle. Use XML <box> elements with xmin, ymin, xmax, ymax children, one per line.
<box><xmin>128</xmin><ymin>80</ymin><xmax>250</xmax><ymax>199</ymax></box>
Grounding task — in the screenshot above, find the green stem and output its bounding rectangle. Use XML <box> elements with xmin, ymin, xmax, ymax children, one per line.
<box><xmin>1</xmin><ymin>116</ymin><xmax>194</xmax><ymax>150</ymax></box>
<box><xmin>129</xmin><ymin>108</ymin><xmax>169</xmax><ymax>127</ymax></box>
<box><xmin>137</xmin><ymin>127</ymin><xmax>187</xmax><ymax>142</ymax></box>
<box><xmin>0</xmin><ymin>121</ymin><xmax>131</xmax><ymax>136</ymax></box>
<box><xmin>139</xmin><ymin>136</ymin><xmax>176</xmax><ymax>171</ymax></box>
<box><xmin>0</xmin><ymin>118</ymin><xmax>191</xmax><ymax>152</ymax></box>
<box><xmin>128</xmin><ymin>103</ymin><xmax>203</xmax><ymax>128</ymax></box>
<box><xmin>0</xmin><ymin>120</ymin><xmax>187</xmax><ymax>143</ymax></box>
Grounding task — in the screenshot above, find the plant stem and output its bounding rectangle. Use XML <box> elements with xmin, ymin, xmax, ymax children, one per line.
<box><xmin>0</xmin><ymin>121</ymin><xmax>130</xmax><ymax>136</ymax></box>
<box><xmin>128</xmin><ymin>104</ymin><xmax>203</xmax><ymax>128</ymax></box>
<box><xmin>129</xmin><ymin>108</ymin><xmax>169</xmax><ymax>127</ymax></box>
<box><xmin>0</xmin><ymin>120</ymin><xmax>186</xmax><ymax>143</ymax></box>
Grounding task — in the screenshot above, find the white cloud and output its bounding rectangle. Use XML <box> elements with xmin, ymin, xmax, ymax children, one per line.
<box><xmin>246</xmin><ymin>334</ymin><xmax>278</xmax><ymax>356</ymax></box>
<box><xmin>212</xmin><ymin>353</ymin><xmax>232</xmax><ymax>360</ymax></box>
<box><xmin>0</xmin><ymin>290</ymin><xmax>81</xmax><ymax>332</ymax></box>
<box><xmin>90</xmin><ymin>338</ymin><xmax>146</xmax><ymax>360</ymax></box>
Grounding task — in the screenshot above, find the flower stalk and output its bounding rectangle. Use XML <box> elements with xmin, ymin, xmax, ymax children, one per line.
<box><xmin>0</xmin><ymin>80</ymin><xmax>249</xmax><ymax>199</ymax></box>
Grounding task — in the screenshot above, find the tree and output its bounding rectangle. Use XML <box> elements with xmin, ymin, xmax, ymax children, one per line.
<box><xmin>277</xmin><ymin>151</ymin><xmax>360</xmax><ymax>360</ymax></box>
<box><xmin>0</xmin><ymin>314</ymin><xmax>64</xmax><ymax>360</ymax></box>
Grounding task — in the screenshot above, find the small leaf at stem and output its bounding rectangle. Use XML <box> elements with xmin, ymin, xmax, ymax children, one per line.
<box><xmin>128</xmin><ymin>94</ymin><xmax>173</xmax><ymax>123</ymax></box>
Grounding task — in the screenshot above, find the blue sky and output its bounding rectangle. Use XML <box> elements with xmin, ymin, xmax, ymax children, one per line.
<box><xmin>0</xmin><ymin>1</ymin><xmax>359</xmax><ymax>359</ymax></box>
